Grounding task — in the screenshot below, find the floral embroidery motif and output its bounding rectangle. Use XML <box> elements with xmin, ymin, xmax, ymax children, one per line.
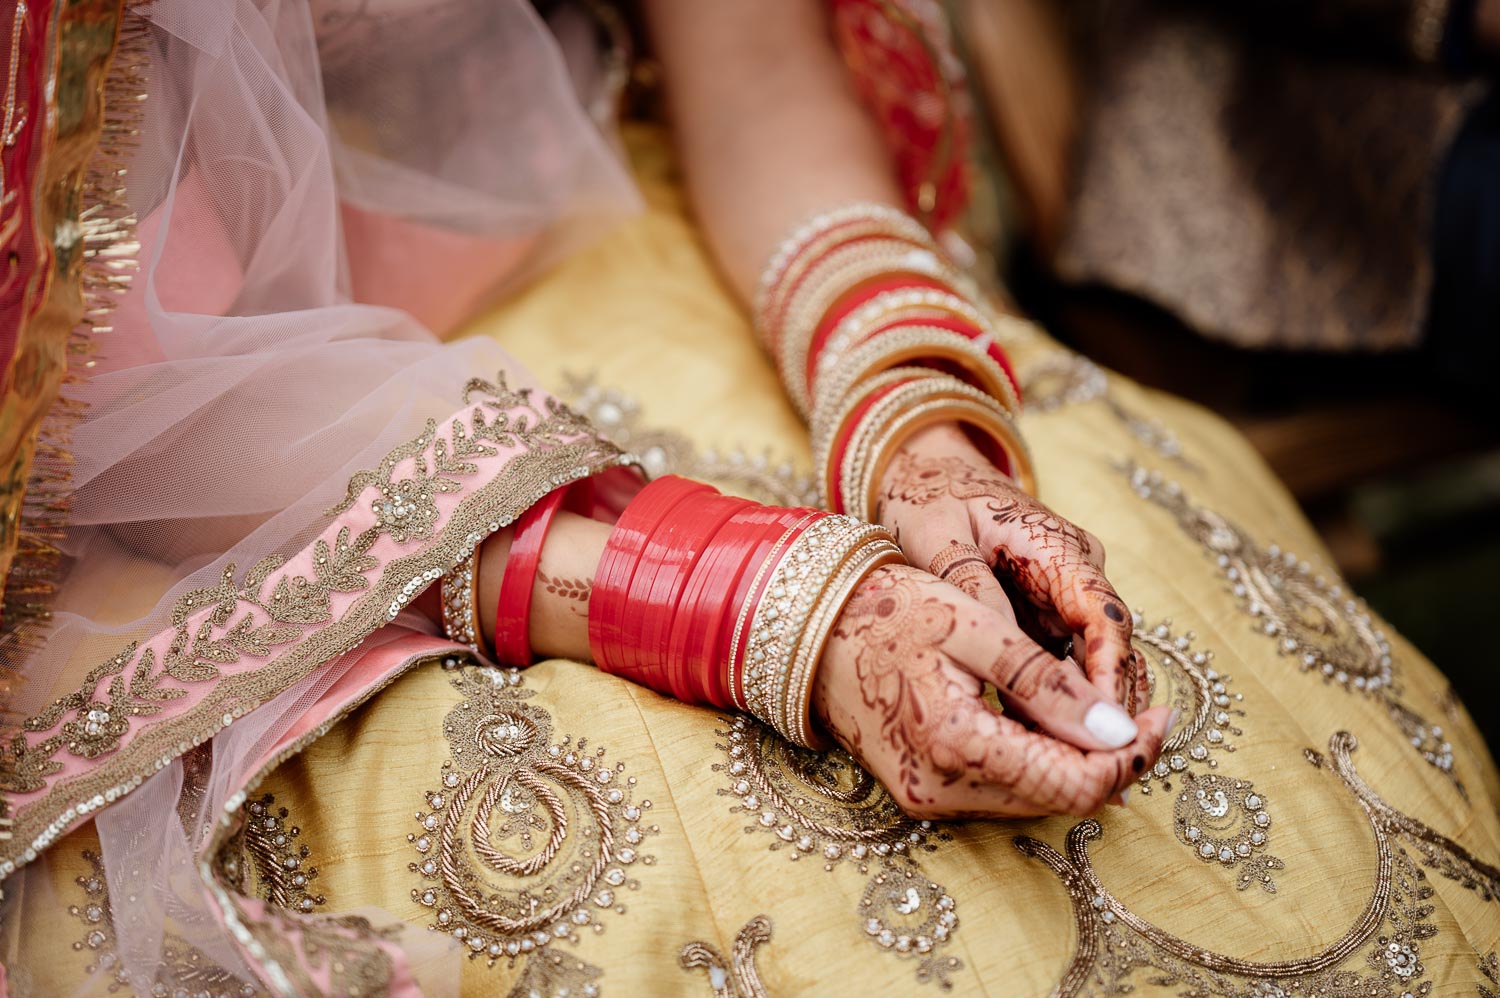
<box><xmin>407</xmin><ymin>662</ymin><xmax>653</xmax><ymax>994</ymax></box>
<box><xmin>681</xmin><ymin>915</ymin><xmax>774</xmax><ymax>998</ymax></box>
<box><xmin>1125</xmin><ymin>464</ymin><xmax>1463</xmax><ymax>797</ymax></box>
<box><xmin>1023</xmin><ymin>354</ymin><xmax>1195</xmax><ymax>468</ymax></box>
<box><xmin>715</xmin><ymin>716</ymin><xmax>961</xmax><ymax>988</ymax></box>
<box><xmin>561</xmin><ymin>374</ymin><xmax>818</xmax><ymax>507</ymax></box>
<box><xmin>1479</xmin><ymin>950</ymin><xmax>1498</xmax><ymax>998</ymax></box>
<box><xmin>1018</xmin><ymin>730</ymin><xmax>1498</xmax><ymax>997</ymax></box>
<box><xmin>1173</xmin><ymin>772</ymin><xmax>1283</xmax><ymax>893</ymax></box>
<box><xmin>329</xmin><ymin>374</ymin><xmax>596</xmax><ymax>547</ymax></box>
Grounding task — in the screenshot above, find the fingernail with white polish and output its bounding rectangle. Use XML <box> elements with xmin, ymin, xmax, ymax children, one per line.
<box><xmin>1119</xmin><ymin>788</ymin><xmax>1131</xmax><ymax>807</ymax></box>
<box><xmin>1166</xmin><ymin>708</ymin><xmax>1182</xmax><ymax>739</ymax></box>
<box><xmin>1084</xmin><ymin>702</ymin><xmax>1138</xmax><ymax>749</ymax></box>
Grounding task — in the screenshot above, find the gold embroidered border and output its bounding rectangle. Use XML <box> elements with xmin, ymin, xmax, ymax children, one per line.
<box><xmin>3</xmin><ymin>439</ymin><xmax>637</xmax><ymax>876</ymax></box>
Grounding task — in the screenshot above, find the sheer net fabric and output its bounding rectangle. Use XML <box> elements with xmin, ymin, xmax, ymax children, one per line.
<box><xmin>1</xmin><ymin>0</ymin><xmax>638</xmax><ymax>992</ymax></box>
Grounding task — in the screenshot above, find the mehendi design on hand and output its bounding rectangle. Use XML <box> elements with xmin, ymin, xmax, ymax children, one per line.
<box><xmin>877</xmin><ymin>448</ymin><xmax>1141</xmax><ymax>712</ymax></box>
<box><xmin>537</xmin><ymin>570</ymin><xmax>591</xmax><ymax>604</ymax></box>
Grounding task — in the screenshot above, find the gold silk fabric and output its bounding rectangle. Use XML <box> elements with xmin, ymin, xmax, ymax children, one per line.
<box><xmin>21</xmin><ymin>126</ymin><xmax>1500</xmax><ymax>997</ymax></box>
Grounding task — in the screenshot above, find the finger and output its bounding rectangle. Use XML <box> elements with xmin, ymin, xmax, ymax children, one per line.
<box><xmin>1057</xmin><ymin>573</ymin><xmax>1137</xmax><ymax>708</ymax></box>
<box><xmin>936</xmin><ymin>693</ymin><xmax>1170</xmax><ymax>816</ymax></box>
<box><xmin>928</xmin><ymin>539</ymin><xmax>1017</xmax><ymax>623</ymax></box>
<box><xmin>988</xmin><ymin>704</ymin><xmax>1173</xmax><ymax>816</ymax></box>
<box><xmin>941</xmin><ymin>599</ymin><xmax>1143</xmax><ymax>752</ymax></box>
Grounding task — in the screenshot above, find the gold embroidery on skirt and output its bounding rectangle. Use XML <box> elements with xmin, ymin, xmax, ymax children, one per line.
<box><xmin>561</xmin><ymin>374</ymin><xmax>819</xmax><ymax>507</ymax></box>
<box><xmin>1022</xmin><ymin>354</ymin><xmax>1195</xmax><ymax>469</ymax></box>
<box><xmin>1126</xmin><ymin>464</ymin><xmax>1463</xmax><ymax>797</ymax></box>
<box><xmin>215</xmin><ymin>793</ymin><xmax>328</xmax><ymax>914</ymax></box>
<box><xmin>1132</xmin><ymin>616</ymin><xmax>1243</xmax><ymax>792</ymax></box>
<box><xmin>407</xmin><ymin>661</ymin><xmax>652</xmax><ymax>993</ymax></box>
<box><xmin>1479</xmin><ymin>949</ymin><xmax>1498</xmax><ymax>998</ymax></box>
<box><xmin>71</xmin><ymin>852</ymin><xmax>257</xmax><ymax>997</ymax></box>
<box><xmin>72</xmin><ymin>790</ymin><xmax>329</xmax><ymax>994</ymax></box>
<box><xmin>716</xmin><ymin>716</ymin><xmax>962</xmax><ymax>988</ymax></box>
<box><xmin>1171</xmin><ymin>771</ymin><xmax>1283</xmax><ymax>894</ymax></box>
<box><xmin>680</xmin><ymin>915</ymin><xmax>774</xmax><ymax>998</ymax></box>
<box><xmin>1018</xmin><ymin>731</ymin><xmax>1500</xmax><ymax>997</ymax></box>
<box><xmin>1132</xmin><ymin>616</ymin><xmax>1282</xmax><ymax>893</ymax></box>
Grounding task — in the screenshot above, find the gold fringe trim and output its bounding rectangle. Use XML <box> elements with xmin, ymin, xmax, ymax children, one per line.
<box><xmin>1</xmin><ymin>13</ymin><xmax>145</xmax><ymax>691</ymax></box>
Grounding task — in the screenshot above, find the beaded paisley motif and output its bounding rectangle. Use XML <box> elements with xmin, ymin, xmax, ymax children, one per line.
<box><xmin>215</xmin><ymin>793</ymin><xmax>328</xmax><ymax>914</ymax></box>
<box><xmin>681</xmin><ymin>915</ymin><xmax>775</xmax><ymax>998</ymax></box>
<box><xmin>1017</xmin><ymin>731</ymin><xmax>1499</xmax><ymax>997</ymax></box>
<box><xmin>1133</xmin><ymin>616</ymin><xmax>1282</xmax><ymax>892</ymax></box>
<box><xmin>1132</xmin><ymin>615</ymin><xmax>1243</xmax><ymax>792</ymax></box>
<box><xmin>715</xmin><ymin>716</ymin><xmax>962</xmax><ymax>988</ymax></box>
<box><xmin>408</xmin><ymin>661</ymin><xmax>654</xmax><ymax>993</ymax></box>
<box><xmin>1126</xmin><ymin>464</ymin><xmax>1463</xmax><ymax>797</ymax></box>
<box><xmin>1022</xmin><ymin>353</ymin><xmax>1194</xmax><ymax>468</ymax></box>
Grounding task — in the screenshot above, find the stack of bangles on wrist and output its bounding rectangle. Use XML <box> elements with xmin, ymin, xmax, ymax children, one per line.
<box><xmin>589</xmin><ymin>475</ymin><xmax>901</xmax><ymax>748</ymax></box>
<box><xmin>440</xmin><ymin>475</ymin><xmax>902</xmax><ymax>748</ymax></box>
<box><xmin>756</xmin><ymin>202</ymin><xmax>1038</xmax><ymax>514</ymax></box>
<box><xmin>440</xmin><ymin>479</ymin><xmax>595</xmax><ymax>659</ymax></box>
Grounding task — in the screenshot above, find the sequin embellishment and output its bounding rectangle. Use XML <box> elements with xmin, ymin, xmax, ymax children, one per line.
<box><xmin>1017</xmin><ymin>731</ymin><xmax>1499</xmax><ymax>997</ymax></box>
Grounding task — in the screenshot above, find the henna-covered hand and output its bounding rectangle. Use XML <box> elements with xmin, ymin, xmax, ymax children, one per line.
<box><xmin>875</xmin><ymin>422</ymin><xmax>1150</xmax><ymax>721</ymax></box>
<box><xmin>814</xmin><ymin>565</ymin><xmax>1172</xmax><ymax>819</ymax></box>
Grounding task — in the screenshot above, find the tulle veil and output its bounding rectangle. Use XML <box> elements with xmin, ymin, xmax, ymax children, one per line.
<box><xmin>1</xmin><ymin>0</ymin><xmax>642</xmax><ymax>992</ymax></box>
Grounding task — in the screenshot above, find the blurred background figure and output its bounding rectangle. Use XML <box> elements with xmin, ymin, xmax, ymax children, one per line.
<box><xmin>955</xmin><ymin>0</ymin><xmax>1500</xmax><ymax>746</ymax></box>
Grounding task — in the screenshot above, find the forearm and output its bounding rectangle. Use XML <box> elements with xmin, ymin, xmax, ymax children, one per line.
<box><xmin>473</xmin><ymin>512</ymin><xmax>609</xmax><ymax>663</ymax></box>
<box><xmin>1480</xmin><ymin>0</ymin><xmax>1500</xmax><ymax>54</ymax></box>
<box><xmin>642</xmin><ymin>0</ymin><xmax>902</xmax><ymax>302</ymax></box>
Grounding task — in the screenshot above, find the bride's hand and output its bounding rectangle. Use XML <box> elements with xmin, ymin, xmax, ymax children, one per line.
<box><xmin>813</xmin><ymin>564</ymin><xmax>1172</xmax><ymax>819</ymax></box>
<box><xmin>875</xmin><ymin>422</ymin><xmax>1149</xmax><ymax>715</ymax></box>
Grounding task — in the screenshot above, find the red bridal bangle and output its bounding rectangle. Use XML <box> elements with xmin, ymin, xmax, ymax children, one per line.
<box><xmin>632</xmin><ymin>493</ymin><xmax>751</xmax><ymax>697</ymax></box>
<box><xmin>669</xmin><ymin>505</ymin><xmax>801</xmax><ymax>707</ymax></box>
<box><xmin>589</xmin><ymin>476</ymin><xmax>714</xmax><ymax>676</ymax></box>
<box><xmin>826</xmin><ymin>376</ymin><xmax>920</xmax><ymax>515</ymax></box>
<box><xmin>492</xmin><ymin>488</ymin><xmax>565</xmax><ymax>666</ymax></box>
<box><xmin>804</xmin><ymin>273</ymin><xmax>956</xmax><ymax>393</ymax></box>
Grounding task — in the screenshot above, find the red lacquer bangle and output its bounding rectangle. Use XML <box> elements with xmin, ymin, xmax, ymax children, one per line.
<box><xmin>669</xmin><ymin>505</ymin><xmax>792</xmax><ymax>707</ymax></box>
<box><xmin>589</xmin><ymin>476</ymin><xmax>714</xmax><ymax>676</ymax></box>
<box><xmin>493</xmin><ymin>487</ymin><xmax>567</xmax><ymax>666</ymax></box>
<box><xmin>634</xmin><ymin>493</ymin><xmax>750</xmax><ymax>697</ymax></box>
<box><xmin>827</xmin><ymin>377</ymin><xmax>919</xmax><ymax>514</ymax></box>
<box><xmin>804</xmin><ymin>274</ymin><xmax>956</xmax><ymax>392</ymax></box>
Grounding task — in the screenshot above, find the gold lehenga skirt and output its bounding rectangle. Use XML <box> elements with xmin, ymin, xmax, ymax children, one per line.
<box><xmin>27</xmin><ymin>126</ymin><xmax>1500</xmax><ymax>997</ymax></box>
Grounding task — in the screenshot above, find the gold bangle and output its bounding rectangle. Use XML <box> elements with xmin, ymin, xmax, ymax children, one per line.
<box><xmin>761</xmin><ymin>225</ymin><xmax>936</xmax><ymax>351</ymax></box>
<box><xmin>781</xmin><ymin>536</ymin><xmax>903</xmax><ymax>749</ymax></box>
<box><xmin>755</xmin><ymin>203</ymin><xmax>934</xmax><ymax>345</ymax></box>
<box><xmin>778</xmin><ymin>247</ymin><xmax>959</xmax><ymax>417</ymax></box>
<box><xmin>440</xmin><ymin>549</ymin><xmax>484</xmax><ymax>652</ymax></box>
<box><xmin>834</xmin><ymin>373</ymin><xmax>972</xmax><ymax>513</ymax></box>
<box><xmin>857</xmin><ymin>395</ymin><xmax>1036</xmax><ymax>522</ymax></box>
<box><xmin>811</xmin><ymin>366</ymin><xmax>933</xmax><ymax>511</ymax></box>
<box><xmin>812</xmin><ymin>290</ymin><xmax>1023</xmax><ymax>417</ymax></box>
<box><xmin>742</xmin><ymin>516</ymin><xmax>894</xmax><ymax>735</ymax></box>
<box><xmin>727</xmin><ymin>512</ymin><xmax>819</xmax><ymax>712</ymax></box>
<box><xmin>813</xmin><ymin>326</ymin><xmax>1020</xmax><ymax>428</ymax></box>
